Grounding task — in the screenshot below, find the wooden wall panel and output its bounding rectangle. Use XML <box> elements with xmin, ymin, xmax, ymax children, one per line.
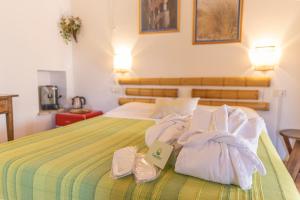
<box><xmin>119</xmin><ymin>77</ymin><xmax>270</xmax><ymax>111</ymax></box>
<box><xmin>119</xmin><ymin>77</ymin><xmax>271</xmax><ymax>87</ymax></box>
<box><xmin>199</xmin><ymin>100</ymin><xmax>270</xmax><ymax>111</ymax></box>
<box><xmin>140</xmin><ymin>78</ymin><xmax>160</xmax><ymax>85</ymax></box>
<box><xmin>159</xmin><ymin>78</ymin><xmax>181</xmax><ymax>85</ymax></box>
<box><xmin>126</xmin><ymin>88</ymin><xmax>178</xmax><ymax>97</ymax></box>
<box><xmin>119</xmin><ymin>98</ymin><xmax>155</xmax><ymax>105</ymax></box>
<box><xmin>180</xmin><ymin>78</ymin><xmax>201</xmax><ymax>85</ymax></box>
<box><xmin>118</xmin><ymin>98</ymin><xmax>270</xmax><ymax>111</ymax></box>
<box><xmin>192</xmin><ymin>89</ymin><xmax>259</xmax><ymax>100</ymax></box>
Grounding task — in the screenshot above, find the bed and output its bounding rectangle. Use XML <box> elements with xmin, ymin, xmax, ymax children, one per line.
<box><xmin>0</xmin><ymin>102</ymin><xmax>299</xmax><ymax>200</ymax></box>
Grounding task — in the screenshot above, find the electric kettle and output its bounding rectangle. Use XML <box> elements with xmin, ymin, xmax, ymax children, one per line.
<box><xmin>72</xmin><ymin>96</ymin><xmax>86</xmax><ymax>109</ymax></box>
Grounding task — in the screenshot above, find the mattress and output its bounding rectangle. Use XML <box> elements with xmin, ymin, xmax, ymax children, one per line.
<box><xmin>0</xmin><ymin>116</ymin><xmax>299</xmax><ymax>200</ymax></box>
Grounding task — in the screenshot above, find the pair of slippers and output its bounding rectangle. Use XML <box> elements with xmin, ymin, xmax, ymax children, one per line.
<box><xmin>111</xmin><ymin>147</ymin><xmax>160</xmax><ymax>183</ymax></box>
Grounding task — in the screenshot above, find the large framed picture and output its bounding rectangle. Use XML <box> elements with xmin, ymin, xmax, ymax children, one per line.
<box><xmin>139</xmin><ymin>0</ymin><xmax>180</xmax><ymax>34</ymax></box>
<box><xmin>193</xmin><ymin>0</ymin><xmax>243</xmax><ymax>44</ymax></box>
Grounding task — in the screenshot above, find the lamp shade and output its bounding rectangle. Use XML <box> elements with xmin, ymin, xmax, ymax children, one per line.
<box><xmin>249</xmin><ymin>46</ymin><xmax>281</xmax><ymax>71</ymax></box>
<box><xmin>113</xmin><ymin>52</ymin><xmax>132</xmax><ymax>73</ymax></box>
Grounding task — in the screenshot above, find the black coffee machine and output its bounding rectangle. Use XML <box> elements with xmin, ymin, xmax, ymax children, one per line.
<box><xmin>39</xmin><ymin>85</ymin><xmax>62</xmax><ymax>110</ymax></box>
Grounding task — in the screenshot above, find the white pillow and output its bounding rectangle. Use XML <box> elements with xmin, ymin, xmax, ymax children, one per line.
<box><xmin>151</xmin><ymin>98</ymin><xmax>199</xmax><ymax>119</ymax></box>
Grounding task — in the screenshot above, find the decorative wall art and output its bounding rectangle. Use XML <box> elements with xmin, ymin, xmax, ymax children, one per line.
<box><xmin>193</xmin><ymin>0</ymin><xmax>243</xmax><ymax>44</ymax></box>
<box><xmin>139</xmin><ymin>0</ymin><xmax>180</xmax><ymax>34</ymax></box>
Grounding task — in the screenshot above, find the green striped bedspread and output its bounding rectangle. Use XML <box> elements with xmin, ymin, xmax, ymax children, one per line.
<box><xmin>0</xmin><ymin>117</ymin><xmax>299</xmax><ymax>200</ymax></box>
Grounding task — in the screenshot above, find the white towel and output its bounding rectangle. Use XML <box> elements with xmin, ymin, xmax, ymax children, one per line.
<box><xmin>133</xmin><ymin>154</ymin><xmax>161</xmax><ymax>183</ymax></box>
<box><xmin>145</xmin><ymin>114</ymin><xmax>190</xmax><ymax>147</ymax></box>
<box><xmin>198</xmin><ymin>105</ymin><xmax>248</xmax><ymax>134</ymax></box>
<box><xmin>111</xmin><ymin>148</ymin><xmax>160</xmax><ymax>183</ymax></box>
<box><xmin>175</xmin><ymin>105</ymin><xmax>266</xmax><ymax>190</ymax></box>
<box><xmin>111</xmin><ymin>147</ymin><xmax>137</xmax><ymax>179</ymax></box>
<box><xmin>181</xmin><ymin>105</ymin><xmax>246</xmax><ymax>143</ymax></box>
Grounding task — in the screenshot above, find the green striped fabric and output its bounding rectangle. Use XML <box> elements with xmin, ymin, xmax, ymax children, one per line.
<box><xmin>0</xmin><ymin>117</ymin><xmax>298</xmax><ymax>200</ymax></box>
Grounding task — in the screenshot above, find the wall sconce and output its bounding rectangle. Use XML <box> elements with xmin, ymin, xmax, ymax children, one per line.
<box><xmin>249</xmin><ymin>46</ymin><xmax>281</xmax><ymax>71</ymax></box>
<box><xmin>113</xmin><ymin>51</ymin><xmax>132</xmax><ymax>74</ymax></box>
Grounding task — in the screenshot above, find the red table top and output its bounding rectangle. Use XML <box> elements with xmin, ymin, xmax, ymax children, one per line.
<box><xmin>57</xmin><ymin>111</ymin><xmax>103</xmax><ymax>117</ymax></box>
<box><xmin>56</xmin><ymin>111</ymin><xmax>103</xmax><ymax>126</ymax></box>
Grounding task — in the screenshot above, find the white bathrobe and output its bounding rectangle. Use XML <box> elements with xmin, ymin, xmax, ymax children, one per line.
<box><xmin>145</xmin><ymin>114</ymin><xmax>190</xmax><ymax>147</ymax></box>
<box><xmin>175</xmin><ymin>105</ymin><xmax>266</xmax><ymax>190</ymax></box>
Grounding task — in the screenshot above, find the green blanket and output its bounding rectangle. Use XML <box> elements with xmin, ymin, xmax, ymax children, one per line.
<box><xmin>0</xmin><ymin>117</ymin><xmax>298</xmax><ymax>200</ymax></box>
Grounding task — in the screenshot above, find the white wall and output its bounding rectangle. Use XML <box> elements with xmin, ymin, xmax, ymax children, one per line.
<box><xmin>73</xmin><ymin>0</ymin><xmax>300</xmax><ymax>156</ymax></box>
<box><xmin>0</xmin><ymin>0</ymin><xmax>73</xmax><ymax>141</ymax></box>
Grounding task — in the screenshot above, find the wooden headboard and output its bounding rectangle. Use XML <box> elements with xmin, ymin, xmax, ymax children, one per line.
<box><xmin>118</xmin><ymin>77</ymin><xmax>271</xmax><ymax>111</ymax></box>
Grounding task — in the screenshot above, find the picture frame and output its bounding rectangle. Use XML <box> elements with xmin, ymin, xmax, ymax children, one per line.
<box><xmin>139</xmin><ymin>0</ymin><xmax>180</xmax><ymax>34</ymax></box>
<box><xmin>193</xmin><ymin>0</ymin><xmax>243</xmax><ymax>44</ymax></box>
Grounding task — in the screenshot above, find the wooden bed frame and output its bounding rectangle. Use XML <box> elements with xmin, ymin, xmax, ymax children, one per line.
<box><xmin>118</xmin><ymin>77</ymin><xmax>271</xmax><ymax>111</ymax></box>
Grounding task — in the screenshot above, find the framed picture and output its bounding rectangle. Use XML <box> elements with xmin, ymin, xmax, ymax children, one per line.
<box><xmin>139</xmin><ymin>0</ymin><xmax>180</xmax><ymax>34</ymax></box>
<box><xmin>193</xmin><ymin>0</ymin><xmax>243</xmax><ymax>44</ymax></box>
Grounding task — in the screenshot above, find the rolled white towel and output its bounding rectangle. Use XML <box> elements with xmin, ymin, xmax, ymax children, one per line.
<box><xmin>188</xmin><ymin>105</ymin><xmax>247</xmax><ymax>134</ymax></box>
<box><xmin>187</xmin><ymin>105</ymin><xmax>263</xmax><ymax>152</ymax></box>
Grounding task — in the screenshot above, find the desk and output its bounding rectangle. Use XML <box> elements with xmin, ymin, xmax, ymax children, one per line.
<box><xmin>280</xmin><ymin>129</ymin><xmax>300</xmax><ymax>181</ymax></box>
<box><xmin>0</xmin><ymin>95</ymin><xmax>18</xmax><ymax>141</ymax></box>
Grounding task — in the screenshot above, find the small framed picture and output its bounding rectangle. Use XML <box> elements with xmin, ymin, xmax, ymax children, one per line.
<box><xmin>139</xmin><ymin>0</ymin><xmax>180</xmax><ymax>34</ymax></box>
<box><xmin>193</xmin><ymin>0</ymin><xmax>243</xmax><ymax>44</ymax></box>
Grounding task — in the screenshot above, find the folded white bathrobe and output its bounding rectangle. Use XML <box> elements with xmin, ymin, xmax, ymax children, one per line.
<box><xmin>145</xmin><ymin>114</ymin><xmax>190</xmax><ymax>147</ymax></box>
<box><xmin>175</xmin><ymin>105</ymin><xmax>266</xmax><ymax>190</ymax></box>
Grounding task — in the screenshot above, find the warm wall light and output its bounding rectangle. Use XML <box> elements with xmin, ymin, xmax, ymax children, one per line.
<box><xmin>113</xmin><ymin>50</ymin><xmax>132</xmax><ymax>74</ymax></box>
<box><xmin>249</xmin><ymin>46</ymin><xmax>281</xmax><ymax>71</ymax></box>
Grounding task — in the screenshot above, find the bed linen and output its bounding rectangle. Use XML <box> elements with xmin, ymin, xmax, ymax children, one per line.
<box><xmin>105</xmin><ymin>102</ymin><xmax>261</xmax><ymax>120</ymax></box>
<box><xmin>105</xmin><ymin>102</ymin><xmax>155</xmax><ymax>120</ymax></box>
<box><xmin>0</xmin><ymin>116</ymin><xmax>299</xmax><ymax>200</ymax></box>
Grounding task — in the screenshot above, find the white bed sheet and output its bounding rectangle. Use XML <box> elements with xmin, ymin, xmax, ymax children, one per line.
<box><xmin>105</xmin><ymin>102</ymin><xmax>260</xmax><ymax>120</ymax></box>
<box><xmin>105</xmin><ymin>102</ymin><xmax>156</xmax><ymax>120</ymax></box>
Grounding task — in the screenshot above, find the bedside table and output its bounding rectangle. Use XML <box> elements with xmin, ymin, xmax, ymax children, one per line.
<box><xmin>56</xmin><ymin>111</ymin><xmax>103</xmax><ymax>126</ymax></box>
<box><xmin>280</xmin><ymin>129</ymin><xmax>300</xmax><ymax>181</ymax></box>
